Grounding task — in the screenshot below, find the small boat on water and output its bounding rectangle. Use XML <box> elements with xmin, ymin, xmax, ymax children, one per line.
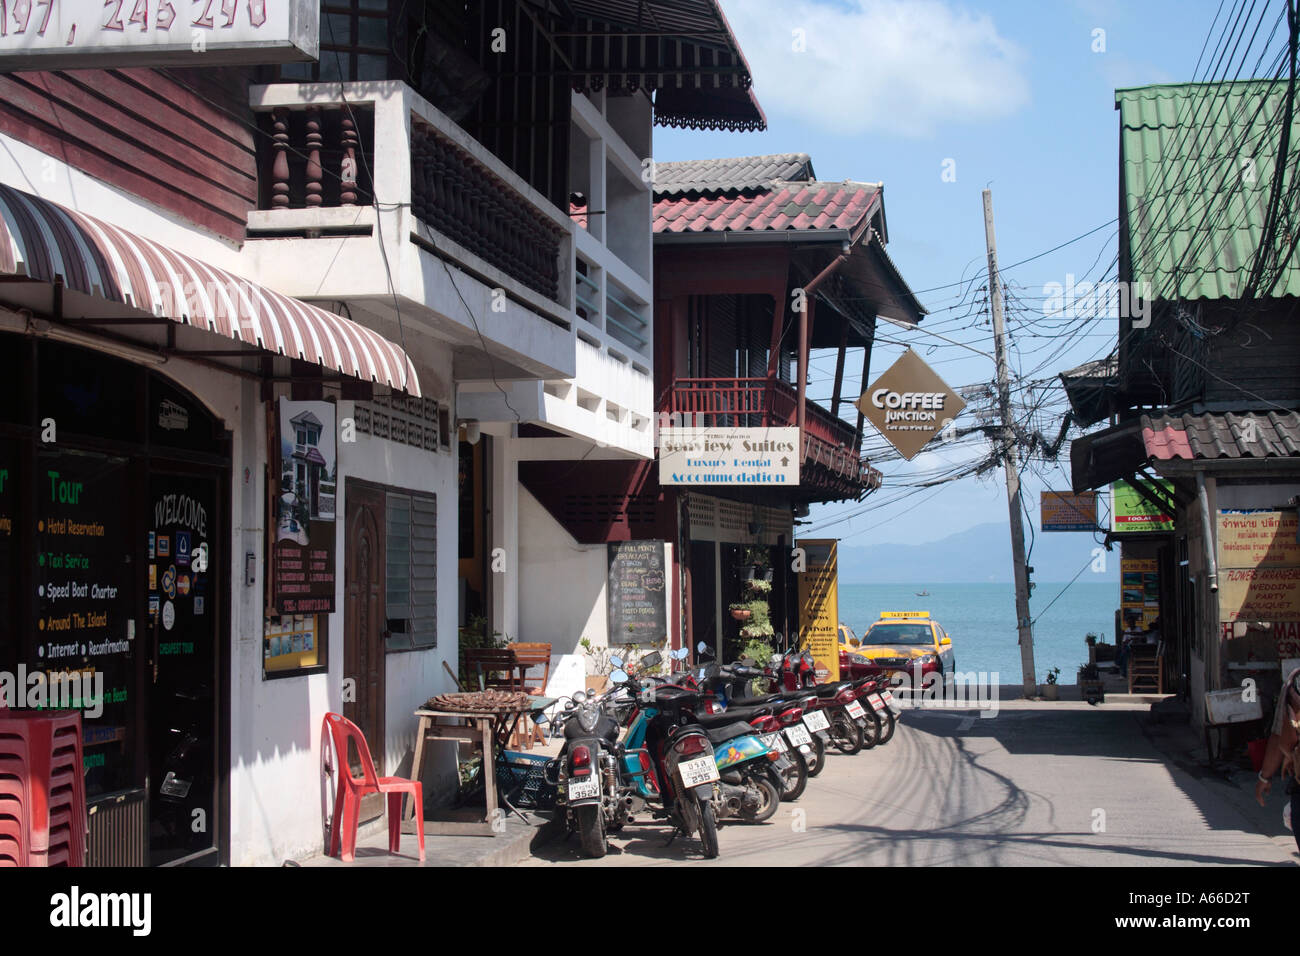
<box><xmin>915</xmin><ymin>590</ymin><xmax>930</xmax><ymax>596</ymax></box>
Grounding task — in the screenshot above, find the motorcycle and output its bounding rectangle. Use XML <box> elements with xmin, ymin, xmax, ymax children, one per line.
<box><xmin>622</xmin><ymin>653</ymin><xmax>788</xmax><ymax>828</ymax></box>
<box><xmin>542</xmin><ymin>682</ymin><xmax>633</xmax><ymax>859</ymax></box>
<box><xmin>606</xmin><ymin>651</ymin><xmax>724</xmax><ymax>857</ymax></box>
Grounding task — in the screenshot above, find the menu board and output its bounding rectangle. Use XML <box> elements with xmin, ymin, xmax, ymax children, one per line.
<box><xmin>606</xmin><ymin>541</ymin><xmax>668</xmax><ymax>646</ymax></box>
<box><xmin>272</xmin><ymin>399</ymin><xmax>338</xmax><ymax>614</ymax></box>
<box><xmin>35</xmin><ymin>451</ymin><xmax>134</xmax><ymax>796</ymax></box>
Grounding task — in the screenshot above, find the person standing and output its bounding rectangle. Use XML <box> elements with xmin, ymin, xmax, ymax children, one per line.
<box><xmin>1256</xmin><ymin>667</ymin><xmax>1300</xmax><ymax>856</ymax></box>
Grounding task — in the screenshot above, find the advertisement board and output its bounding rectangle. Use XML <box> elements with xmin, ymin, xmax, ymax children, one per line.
<box><xmin>0</xmin><ymin>1</ymin><xmax>319</xmax><ymax>70</ymax></box>
<box><xmin>796</xmin><ymin>539</ymin><xmax>840</xmax><ymax>683</ymax></box>
<box><xmin>856</xmin><ymin>349</ymin><xmax>966</xmax><ymax>461</ymax></box>
<box><xmin>271</xmin><ymin>399</ymin><xmax>337</xmax><ymax>615</ymax></box>
<box><xmin>1041</xmin><ymin>490</ymin><xmax>1098</xmax><ymax>532</ymax></box>
<box><xmin>1111</xmin><ymin>479</ymin><xmax>1175</xmax><ymax>533</ymax></box>
<box><xmin>659</xmin><ymin>427</ymin><xmax>799</xmax><ymax>487</ymax></box>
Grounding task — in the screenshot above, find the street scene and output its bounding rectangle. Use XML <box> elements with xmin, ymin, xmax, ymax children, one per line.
<box><xmin>0</xmin><ymin>0</ymin><xmax>1297</xmax><ymax>929</ymax></box>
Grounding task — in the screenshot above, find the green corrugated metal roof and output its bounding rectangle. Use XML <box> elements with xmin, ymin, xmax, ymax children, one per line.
<box><xmin>1117</xmin><ymin>79</ymin><xmax>1300</xmax><ymax>300</ymax></box>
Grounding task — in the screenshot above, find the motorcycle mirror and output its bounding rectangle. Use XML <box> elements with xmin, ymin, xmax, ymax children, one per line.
<box><xmin>609</xmin><ymin>655</ymin><xmax>624</xmax><ymax>668</ymax></box>
<box><xmin>697</xmin><ymin>641</ymin><xmax>707</xmax><ymax>653</ymax></box>
<box><xmin>640</xmin><ymin>651</ymin><xmax>662</xmax><ymax>669</ymax></box>
<box><xmin>610</xmin><ymin>669</ymin><xmax>629</xmax><ymax>684</ymax></box>
<box><xmin>670</xmin><ymin>647</ymin><xmax>689</xmax><ymax>660</ymax></box>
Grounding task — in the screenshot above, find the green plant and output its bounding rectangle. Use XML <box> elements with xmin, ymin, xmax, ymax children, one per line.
<box><xmin>744</xmin><ymin>578</ymin><xmax>772</xmax><ymax>596</ymax></box>
<box><xmin>1044</xmin><ymin>666</ymin><xmax>1061</xmax><ymax>685</ymax></box>
<box><xmin>457</xmin><ymin>614</ymin><xmax>505</xmax><ymax>688</ymax></box>
<box><xmin>1085</xmin><ymin>633</ymin><xmax>1098</xmax><ymax>646</ymax></box>
<box><xmin>743</xmin><ymin>546</ymin><xmax>770</xmax><ymax>569</ymax></box>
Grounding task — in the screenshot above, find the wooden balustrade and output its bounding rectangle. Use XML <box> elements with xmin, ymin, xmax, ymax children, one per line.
<box><xmin>668</xmin><ymin>377</ymin><xmax>869</xmax><ymax>487</ymax></box>
<box><xmin>410</xmin><ymin>120</ymin><xmax>562</xmax><ymax>303</ymax></box>
<box><xmin>262</xmin><ymin>105</ymin><xmax>372</xmax><ymax>211</ymax></box>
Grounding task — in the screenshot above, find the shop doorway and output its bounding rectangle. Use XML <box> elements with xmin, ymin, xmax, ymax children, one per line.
<box><xmin>344</xmin><ymin>479</ymin><xmax>386</xmax><ymax>788</ymax></box>
<box><xmin>689</xmin><ymin>541</ymin><xmax>718</xmax><ymax>659</ymax></box>
<box><xmin>147</xmin><ymin>470</ymin><xmax>220</xmax><ymax>866</ymax></box>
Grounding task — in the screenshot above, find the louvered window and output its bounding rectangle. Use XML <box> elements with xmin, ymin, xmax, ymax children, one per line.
<box><xmin>385</xmin><ymin>492</ymin><xmax>437</xmax><ymax>650</ymax></box>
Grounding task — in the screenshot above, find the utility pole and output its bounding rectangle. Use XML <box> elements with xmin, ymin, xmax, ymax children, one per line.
<box><xmin>982</xmin><ymin>188</ymin><xmax>1037</xmax><ymax>699</ymax></box>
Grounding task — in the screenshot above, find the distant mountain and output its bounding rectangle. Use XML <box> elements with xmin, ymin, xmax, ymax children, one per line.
<box><xmin>835</xmin><ymin>521</ymin><xmax>1119</xmax><ymax>584</ymax></box>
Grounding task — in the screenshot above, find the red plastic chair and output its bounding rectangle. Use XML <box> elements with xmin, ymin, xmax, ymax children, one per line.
<box><xmin>321</xmin><ymin>713</ymin><xmax>424</xmax><ymax>863</ymax></box>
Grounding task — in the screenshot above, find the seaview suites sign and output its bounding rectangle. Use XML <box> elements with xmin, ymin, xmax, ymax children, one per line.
<box><xmin>659</xmin><ymin>427</ymin><xmax>799</xmax><ymax>486</ymax></box>
<box><xmin>856</xmin><ymin>348</ymin><xmax>965</xmax><ymax>461</ymax></box>
<box><xmin>0</xmin><ymin>1</ymin><xmax>319</xmax><ymax>69</ymax></box>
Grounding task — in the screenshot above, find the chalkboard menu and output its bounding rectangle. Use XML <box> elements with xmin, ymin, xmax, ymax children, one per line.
<box><xmin>607</xmin><ymin>540</ymin><xmax>668</xmax><ymax>646</ymax></box>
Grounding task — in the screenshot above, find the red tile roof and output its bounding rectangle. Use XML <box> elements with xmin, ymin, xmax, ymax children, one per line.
<box><xmin>654</xmin><ymin>181</ymin><xmax>880</xmax><ymax>236</ymax></box>
<box><xmin>1140</xmin><ymin>411</ymin><xmax>1300</xmax><ymax>461</ymax></box>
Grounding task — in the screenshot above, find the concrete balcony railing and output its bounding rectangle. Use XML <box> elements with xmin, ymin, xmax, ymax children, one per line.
<box><xmin>247</xmin><ymin>81</ymin><xmax>574</xmax><ymax>330</ymax></box>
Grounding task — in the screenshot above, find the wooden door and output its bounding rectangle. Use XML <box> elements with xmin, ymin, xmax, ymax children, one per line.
<box><xmin>345</xmin><ymin>480</ymin><xmax>386</xmax><ymax>784</ymax></box>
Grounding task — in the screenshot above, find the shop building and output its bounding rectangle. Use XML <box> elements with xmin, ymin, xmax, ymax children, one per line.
<box><xmin>0</xmin><ymin>1</ymin><xmax>763</xmax><ymax>864</ymax></box>
<box><xmin>518</xmin><ymin>153</ymin><xmax>924</xmax><ymax>667</ymax></box>
<box><xmin>1067</xmin><ymin>80</ymin><xmax>1300</xmax><ymax>730</ymax></box>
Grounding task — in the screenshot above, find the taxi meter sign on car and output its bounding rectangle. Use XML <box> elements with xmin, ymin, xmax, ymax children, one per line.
<box><xmin>856</xmin><ymin>349</ymin><xmax>966</xmax><ymax>461</ymax></box>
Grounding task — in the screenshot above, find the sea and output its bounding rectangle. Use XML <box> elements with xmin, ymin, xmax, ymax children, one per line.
<box><xmin>836</xmin><ymin>581</ymin><xmax>1116</xmax><ymax>686</ymax></box>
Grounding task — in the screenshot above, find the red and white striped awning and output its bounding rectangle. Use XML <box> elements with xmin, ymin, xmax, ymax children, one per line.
<box><xmin>0</xmin><ymin>183</ymin><xmax>419</xmax><ymax>395</ymax></box>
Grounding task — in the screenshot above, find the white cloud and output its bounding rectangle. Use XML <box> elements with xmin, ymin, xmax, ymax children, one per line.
<box><xmin>722</xmin><ymin>0</ymin><xmax>1030</xmax><ymax>138</ymax></box>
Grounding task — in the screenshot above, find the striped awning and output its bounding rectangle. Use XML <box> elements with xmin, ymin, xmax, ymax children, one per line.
<box><xmin>0</xmin><ymin>183</ymin><xmax>419</xmax><ymax>395</ymax></box>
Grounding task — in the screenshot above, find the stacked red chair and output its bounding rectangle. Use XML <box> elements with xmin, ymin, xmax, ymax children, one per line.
<box><xmin>0</xmin><ymin>711</ymin><xmax>85</xmax><ymax>867</ymax></box>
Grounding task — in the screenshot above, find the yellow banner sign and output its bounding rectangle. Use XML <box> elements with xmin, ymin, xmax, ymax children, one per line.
<box><xmin>1219</xmin><ymin>566</ymin><xmax>1300</xmax><ymax>622</ymax></box>
<box><xmin>1216</xmin><ymin>510</ymin><xmax>1300</xmax><ymax>569</ymax></box>
<box><xmin>796</xmin><ymin>539</ymin><xmax>840</xmax><ymax>683</ymax></box>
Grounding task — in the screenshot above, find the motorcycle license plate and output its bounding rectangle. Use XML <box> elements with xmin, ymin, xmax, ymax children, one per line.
<box><xmin>845</xmin><ymin>699</ymin><xmax>866</xmax><ymax>720</ymax></box>
<box><xmin>802</xmin><ymin>710</ymin><xmax>831</xmax><ymax>733</ymax></box>
<box><xmin>678</xmin><ymin>755</ymin><xmax>720</xmax><ymax>789</ymax></box>
<box><xmin>566</xmin><ymin>775</ymin><xmax>601</xmax><ymax>801</ymax></box>
<box><xmin>868</xmin><ymin>694</ymin><xmax>887</xmax><ymax>712</ymax></box>
<box><xmin>760</xmin><ymin>732</ymin><xmax>787</xmax><ymax>753</ymax></box>
<box><xmin>881</xmin><ymin>690</ymin><xmax>895</xmax><ymax>704</ymax></box>
<box><xmin>784</xmin><ymin>723</ymin><xmax>813</xmax><ymax>747</ymax></box>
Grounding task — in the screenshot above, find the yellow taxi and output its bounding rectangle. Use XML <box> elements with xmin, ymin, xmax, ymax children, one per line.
<box><xmin>838</xmin><ymin>611</ymin><xmax>955</xmax><ymax>687</ymax></box>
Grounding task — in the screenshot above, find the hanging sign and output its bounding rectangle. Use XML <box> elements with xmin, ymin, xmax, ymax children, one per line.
<box><xmin>1041</xmin><ymin>491</ymin><xmax>1098</xmax><ymax>531</ymax></box>
<box><xmin>1111</xmin><ymin>480</ymin><xmax>1175</xmax><ymax>533</ymax></box>
<box><xmin>271</xmin><ymin>399</ymin><xmax>337</xmax><ymax>615</ymax></box>
<box><xmin>856</xmin><ymin>349</ymin><xmax>965</xmax><ymax>461</ymax></box>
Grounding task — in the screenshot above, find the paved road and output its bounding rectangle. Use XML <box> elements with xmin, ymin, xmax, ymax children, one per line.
<box><xmin>523</xmin><ymin>700</ymin><xmax>1298</xmax><ymax>866</ymax></box>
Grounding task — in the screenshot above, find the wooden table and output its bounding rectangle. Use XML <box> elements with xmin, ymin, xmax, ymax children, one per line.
<box><xmin>403</xmin><ymin>698</ymin><xmax>556</xmax><ymax>837</ymax></box>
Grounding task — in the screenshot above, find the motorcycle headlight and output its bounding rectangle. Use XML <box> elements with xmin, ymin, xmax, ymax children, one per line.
<box><xmin>578</xmin><ymin>705</ymin><xmax>600</xmax><ymax>733</ymax></box>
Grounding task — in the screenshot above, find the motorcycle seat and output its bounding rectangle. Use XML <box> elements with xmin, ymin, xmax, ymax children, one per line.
<box><xmin>693</xmin><ymin>704</ymin><xmax>771</xmax><ymax>726</ymax></box>
<box><xmin>702</xmin><ymin>721</ymin><xmax>760</xmax><ymax>746</ymax></box>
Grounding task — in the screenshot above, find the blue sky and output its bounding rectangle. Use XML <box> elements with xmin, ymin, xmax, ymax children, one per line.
<box><xmin>653</xmin><ymin>0</ymin><xmax>1223</xmax><ymax>559</ymax></box>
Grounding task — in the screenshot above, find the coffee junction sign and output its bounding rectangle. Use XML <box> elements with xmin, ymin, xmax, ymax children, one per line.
<box><xmin>855</xmin><ymin>349</ymin><xmax>966</xmax><ymax>461</ymax></box>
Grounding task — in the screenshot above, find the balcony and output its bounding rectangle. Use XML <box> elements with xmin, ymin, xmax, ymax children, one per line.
<box><xmin>243</xmin><ymin>81</ymin><xmax>576</xmax><ymax>382</ymax></box>
<box><xmin>668</xmin><ymin>377</ymin><xmax>878</xmax><ymax>496</ymax></box>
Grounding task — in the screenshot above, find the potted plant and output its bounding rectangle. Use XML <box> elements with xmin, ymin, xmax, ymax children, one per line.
<box><xmin>1042</xmin><ymin>666</ymin><xmax>1061</xmax><ymax>700</ymax></box>
<box><xmin>729</xmin><ymin>602</ymin><xmax>752</xmax><ymax>622</ymax></box>
<box><xmin>578</xmin><ymin>636</ymin><xmax>615</xmax><ymax>694</ymax></box>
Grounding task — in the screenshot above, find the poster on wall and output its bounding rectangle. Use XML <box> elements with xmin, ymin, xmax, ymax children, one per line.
<box><xmin>272</xmin><ymin>399</ymin><xmax>337</xmax><ymax>615</ymax></box>
<box><xmin>607</xmin><ymin>541</ymin><xmax>667</xmax><ymax>646</ymax></box>
<box><xmin>1216</xmin><ymin>510</ymin><xmax>1300</xmax><ymax>568</ymax></box>
<box><xmin>796</xmin><ymin>539</ymin><xmax>840</xmax><ymax>683</ymax></box>
<box><xmin>1120</xmin><ymin>558</ymin><xmax>1159</xmax><ymax>630</ymax></box>
<box><xmin>1219</xmin><ymin>566</ymin><xmax>1300</xmax><ymax>623</ymax></box>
